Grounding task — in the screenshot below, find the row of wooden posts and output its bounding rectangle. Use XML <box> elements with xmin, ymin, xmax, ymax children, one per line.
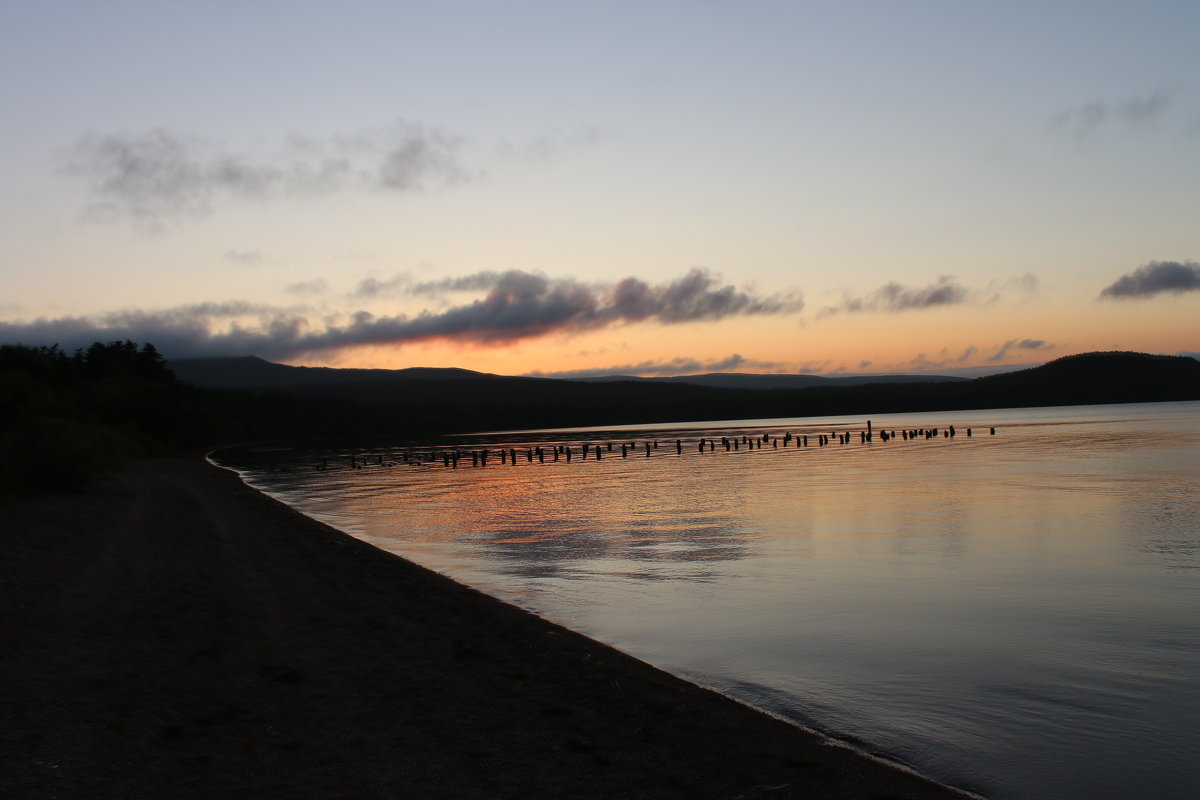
<box><xmin>302</xmin><ymin>421</ymin><xmax>997</xmax><ymax>471</ymax></box>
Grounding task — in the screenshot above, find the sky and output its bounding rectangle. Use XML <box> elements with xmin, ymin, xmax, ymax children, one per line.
<box><xmin>2</xmin><ymin>0</ymin><xmax>1198</xmax><ymax>377</ymax></box>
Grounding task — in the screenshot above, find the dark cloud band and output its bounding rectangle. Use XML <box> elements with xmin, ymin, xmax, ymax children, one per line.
<box><xmin>0</xmin><ymin>269</ymin><xmax>802</xmax><ymax>360</ymax></box>
<box><xmin>1100</xmin><ymin>261</ymin><xmax>1200</xmax><ymax>299</ymax></box>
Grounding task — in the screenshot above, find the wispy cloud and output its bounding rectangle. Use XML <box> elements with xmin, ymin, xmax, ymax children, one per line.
<box><xmin>901</xmin><ymin>339</ymin><xmax>1053</xmax><ymax>372</ymax></box>
<box><xmin>285</xmin><ymin>279</ymin><xmax>330</xmax><ymax>296</ymax></box>
<box><xmin>905</xmin><ymin>345</ymin><xmax>987</xmax><ymax>372</ymax></box>
<box><xmin>1100</xmin><ymin>260</ymin><xmax>1200</xmax><ymax>299</ymax></box>
<box><xmin>819</xmin><ymin>274</ymin><xmax>1039</xmax><ymax>319</ymax></box>
<box><xmin>525</xmin><ymin>353</ymin><xmax>782</xmax><ymax>379</ymax></box>
<box><xmin>983</xmin><ymin>273</ymin><xmax>1039</xmax><ymax>304</ymax></box>
<box><xmin>0</xmin><ymin>269</ymin><xmax>802</xmax><ymax>360</ymax></box>
<box><xmin>66</xmin><ymin>122</ymin><xmax>475</xmax><ymax>231</ymax></box>
<box><xmin>986</xmin><ymin>338</ymin><xmax>1054</xmax><ymax>362</ymax></box>
<box><xmin>225</xmin><ymin>250</ymin><xmax>263</xmax><ymax>264</ymax></box>
<box><xmin>1053</xmin><ymin>91</ymin><xmax>1173</xmax><ymax>142</ymax></box>
<box><xmin>354</xmin><ymin>274</ymin><xmax>414</xmax><ymax>298</ymax></box>
<box><xmin>819</xmin><ymin>276</ymin><xmax>969</xmax><ymax>317</ymax></box>
<box><xmin>494</xmin><ymin>126</ymin><xmax>608</xmax><ymax>164</ymax></box>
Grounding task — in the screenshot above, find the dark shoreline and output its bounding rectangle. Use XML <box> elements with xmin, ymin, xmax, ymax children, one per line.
<box><xmin>2</xmin><ymin>455</ymin><xmax>983</xmax><ymax>799</ymax></box>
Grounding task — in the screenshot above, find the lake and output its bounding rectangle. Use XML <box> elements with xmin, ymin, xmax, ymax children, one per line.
<box><xmin>215</xmin><ymin>401</ymin><xmax>1200</xmax><ymax>799</ymax></box>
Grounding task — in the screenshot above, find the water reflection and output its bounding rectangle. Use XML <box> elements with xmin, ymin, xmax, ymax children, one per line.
<box><xmin>217</xmin><ymin>402</ymin><xmax>1200</xmax><ymax>800</ymax></box>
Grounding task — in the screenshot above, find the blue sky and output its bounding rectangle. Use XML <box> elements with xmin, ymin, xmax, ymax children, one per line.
<box><xmin>2</xmin><ymin>1</ymin><xmax>1197</xmax><ymax>375</ymax></box>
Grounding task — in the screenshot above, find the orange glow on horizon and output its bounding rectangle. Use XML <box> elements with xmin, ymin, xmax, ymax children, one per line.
<box><xmin>276</xmin><ymin>282</ymin><xmax>1200</xmax><ymax>378</ymax></box>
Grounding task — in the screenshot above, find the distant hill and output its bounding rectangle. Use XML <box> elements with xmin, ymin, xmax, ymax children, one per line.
<box><xmin>166</xmin><ymin>351</ymin><xmax>1200</xmax><ymax>434</ymax></box>
<box><xmin>6</xmin><ymin>346</ymin><xmax>1196</xmax><ymax>490</ymax></box>
<box><xmin>169</xmin><ymin>356</ymin><xmax>962</xmax><ymax>392</ymax></box>
<box><xmin>580</xmin><ymin>372</ymin><xmax>967</xmax><ymax>390</ymax></box>
<box><xmin>960</xmin><ymin>351</ymin><xmax>1200</xmax><ymax>408</ymax></box>
<box><xmin>168</xmin><ymin>356</ymin><xmax>496</xmax><ymax>389</ymax></box>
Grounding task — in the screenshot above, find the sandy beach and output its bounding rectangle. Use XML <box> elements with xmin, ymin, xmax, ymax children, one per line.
<box><xmin>2</xmin><ymin>455</ymin><xmax>977</xmax><ymax>799</ymax></box>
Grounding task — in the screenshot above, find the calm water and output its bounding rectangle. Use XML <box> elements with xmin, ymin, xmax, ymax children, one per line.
<box><xmin>216</xmin><ymin>402</ymin><xmax>1200</xmax><ymax>800</ymax></box>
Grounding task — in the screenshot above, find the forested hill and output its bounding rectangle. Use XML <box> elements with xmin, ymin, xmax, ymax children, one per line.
<box><xmin>578</xmin><ymin>372</ymin><xmax>967</xmax><ymax>389</ymax></box>
<box><xmin>168</xmin><ymin>350</ymin><xmax>1199</xmax><ymax>433</ymax></box>
<box><xmin>167</xmin><ymin>356</ymin><xmax>491</xmax><ymax>389</ymax></box>
<box><xmin>3</xmin><ymin>345</ymin><xmax>1197</xmax><ymax>497</ymax></box>
<box><xmin>964</xmin><ymin>351</ymin><xmax>1200</xmax><ymax>407</ymax></box>
<box><xmin>169</xmin><ymin>350</ymin><xmax>1198</xmax><ymax>404</ymax></box>
<box><xmin>169</xmin><ymin>356</ymin><xmax>965</xmax><ymax>391</ymax></box>
<box><xmin>1</xmin><ymin>342</ymin><xmax>207</xmax><ymax>495</ymax></box>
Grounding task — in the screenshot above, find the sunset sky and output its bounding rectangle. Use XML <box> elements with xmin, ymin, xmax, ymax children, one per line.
<box><xmin>2</xmin><ymin>1</ymin><xmax>1198</xmax><ymax>377</ymax></box>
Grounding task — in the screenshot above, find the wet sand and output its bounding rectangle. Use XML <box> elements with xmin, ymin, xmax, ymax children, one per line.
<box><xmin>1</xmin><ymin>455</ymin><xmax>979</xmax><ymax>799</ymax></box>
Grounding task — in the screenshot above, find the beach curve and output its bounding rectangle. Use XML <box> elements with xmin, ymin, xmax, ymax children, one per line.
<box><xmin>1</xmin><ymin>454</ymin><xmax>982</xmax><ymax>799</ymax></box>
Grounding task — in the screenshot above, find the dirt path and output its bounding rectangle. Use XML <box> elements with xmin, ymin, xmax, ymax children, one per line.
<box><xmin>1</xmin><ymin>456</ymin><xmax>981</xmax><ymax>799</ymax></box>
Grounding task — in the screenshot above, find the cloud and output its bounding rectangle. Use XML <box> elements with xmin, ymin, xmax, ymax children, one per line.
<box><xmin>286</xmin><ymin>279</ymin><xmax>330</xmax><ymax>296</ymax></box>
<box><xmin>1099</xmin><ymin>260</ymin><xmax>1200</xmax><ymax>299</ymax></box>
<box><xmin>494</xmin><ymin>126</ymin><xmax>608</xmax><ymax>163</ymax></box>
<box><xmin>376</xmin><ymin>130</ymin><xmax>471</xmax><ymax>190</ymax></box>
<box><xmin>872</xmin><ymin>277</ymin><xmax>968</xmax><ymax>311</ymax></box>
<box><xmin>897</xmin><ymin>341</ymin><xmax>1053</xmax><ymax>373</ymax></box>
<box><xmin>354</xmin><ymin>274</ymin><xmax>413</xmax><ymax>298</ymax></box>
<box><xmin>986</xmin><ymin>338</ymin><xmax>1054</xmax><ymax>362</ymax></box>
<box><xmin>1054</xmin><ymin>91</ymin><xmax>1173</xmax><ymax>141</ymax></box>
<box><xmin>0</xmin><ymin>301</ymin><xmax>307</xmax><ymax>359</ymax></box>
<box><xmin>903</xmin><ymin>345</ymin><xmax>992</xmax><ymax>372</ymax></box>
<box><xmin>225</xmin><ymin>250</ymin><xmax>263</xmax><ymax>264</ymax></box>
<box><xmin>1120</xmin><ymin>93</ymin><xmax>1172</xmax><ymax>122</ymax></box>
<box><xmin>604</xmin><ymin>270</ymin><xmax>802</xmax><ymax>323</ymax></box>
<box><xmin>409</xmin><ymin>272</ymin><xmax>521</xmax><ymax>296</ymax></box>
<box><xmin>66</xmin><ymin>122</ymin><xmax>474</xmax><ymax>230</ymax></box>
<box><xmin>982</xmin><ymin>273</ymin><xmax>1039</xmax><ymax>304</ymax></box>
<box><xmin>820</xmin><ymin>276</ymin><xmax>970</xmax><ymax>317</ymax></box>
<box><xmin>354</xmin><ymin>271</ymin><xmax>513</xmax><ymax>299</ymax></box>
<box><xmin>0</xmin><ymin>269</ymin><xmax>802</xmax><ymax>360</ymax></box>
<box><xmin>525</xmin><ymin>353</ymin><xmax>783</xmax><ymax>380</ymax></box>
<box><xmin>819</xmin><ymin>274</ymin><xmax>1041</xmax><ymax>319</ymax></box>
<box><xmin>905</xmin><ymin>352</ymin><xmax>949</xmax><ymax>372</ymax></box>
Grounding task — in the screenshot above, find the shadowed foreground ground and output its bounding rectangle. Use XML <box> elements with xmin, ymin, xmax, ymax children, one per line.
<box><xmin>1</xmin><ymin>456</ymin><xmax>979</xmax><ymax>799</ymax></box>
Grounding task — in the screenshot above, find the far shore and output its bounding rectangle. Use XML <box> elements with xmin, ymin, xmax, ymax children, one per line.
<box><xmin>2</xmin><ymin>455</ymin><xmax>983</xmax><ymax>799</ymax></box>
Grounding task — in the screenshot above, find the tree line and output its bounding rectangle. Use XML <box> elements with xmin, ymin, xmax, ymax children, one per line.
<box><xmin>4</xmin><ymin>341</ymin><xmax>1197</xmax><ymax>498</ymax></box>
<box><xmin>0</xmin><ymin>342</ymin><xmax>367</xmax><ymax>497</ymax></box>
